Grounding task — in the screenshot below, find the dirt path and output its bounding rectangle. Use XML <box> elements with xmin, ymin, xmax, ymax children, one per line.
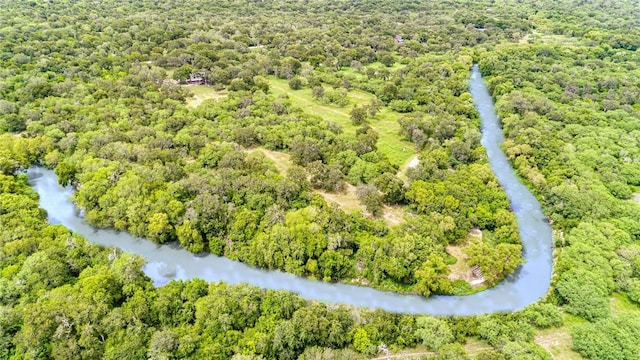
<box><xmin>396</xmin><ymin>154</ymin><xmax>419</xmax><ymax>182</ymax></box>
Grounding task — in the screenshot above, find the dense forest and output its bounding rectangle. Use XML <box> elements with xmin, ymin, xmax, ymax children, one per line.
<box><xmin>1</xmin><ymin>0</ymin><xmax>640</xmax><ymax>358</ymax></box>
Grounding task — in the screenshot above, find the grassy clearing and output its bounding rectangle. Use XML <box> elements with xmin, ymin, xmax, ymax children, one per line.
<box><xmin>446</xmin><ymin>244</ymin><xmax>473</xmax><ymax>282</ymax></box>
<box><xmin>316</xmin><ymin>183</ymin><xmax>362</xmax><ymax>212</ymax></box>
<box><xmin>534</xmin><ymin>326</ymin><xmax>583</xmax><ymax>360</ymax></box>
<box><xmin>370</xmin><ymin>331</ymin><xmax>582</xmax><ymax>360</ymax></box>
<box><xmin>381</xmin><ymin>205</ymin><xmax>406</xmax><ymax>226</ymax></box>
<box><xmin>183</xmin><ymin>85</ymin><xmax>228</xmax><ymax>107</ymax></box>
<box><xmin>248</xmin><ymin>147</ymin><xmax>292</xmax><ymax>174</ymax></box>
<box><xmin>337</xmin><ymin>67</ymin><xmax>367</xmax><ymax>81</ymax></box>
<box><xmin>610</xmin><ymin>292</ymin><xmax>640</xmax><ymax>314</ymax></box>
<box><xmin>529</xmin><ymin>313</ymin><xmax>589</xmax><ymax>360</ymax></box>
<box><xmin>364</xmin><ymin>61</ymin><xmax>408</xmax><ymax>71</ymax></box>
<box><xmin>317</xmin><ymin>184</ymin><xmax>407</xmax><ymax>226</ymax></box>
<box><xmin>463</xmin><ymin>338</ymin><xmax>493</xmax><ymax>357</ymax></box>
<box><xmin>338</xmin><ymin>61</ymin><xmax>407</xmax><ymax>79</ymax></box>
<box><xmin>267</xmin><ymin>77</ymin><xmax>415</xmax><ymax>166</ymax></box>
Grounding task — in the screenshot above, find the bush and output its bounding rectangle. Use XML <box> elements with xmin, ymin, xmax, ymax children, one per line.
<box><xmin>288</xmin><ymin>77</ymin><xmax>303</xmax><ymax>90</ymax></box>
<box><xmin>389</xmin><ymin>99</ymin><xmax>417</xmax><ymax>113</ymax></box>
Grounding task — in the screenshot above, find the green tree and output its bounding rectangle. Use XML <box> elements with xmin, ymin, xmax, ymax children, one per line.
<box><xmin>352</xmin><ymin>328</ymin><xmax>371</xmax><ymax>353</ymax></box>
<box><xmin>288</xmin><ymin>77</ymin><xmax>303</xmax><ymax>90</ymax></box>
<box><xmin>350</xmin><ymin>106</ymin><xmax>367</xmax><ymax>125</ymax></box>
<box><xmin>173</xmin><ymin>64</ymin><xmax>194</xmax><ymax>82</ymax></box>
<box><xmin>414</xmin><ymin>316</ymin><xmax>454</xmax><ymax>351</ymax></box>
<box><xmin>356</xmin><ymin>184</ymin><xmax>384</xmax><ymax>216</ymax></box>
<box><xmin>414</xmin><ymin>254</ymin><xmax>452</xmax><ymax>297</ymax></box>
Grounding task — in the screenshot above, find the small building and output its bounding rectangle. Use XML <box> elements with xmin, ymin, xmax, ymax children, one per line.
<box><xmin>186</xmin><ymin>76</ymin><xmax>205</xmax><ymax>85</ymax></box>
<box><xmin>185</xmin><ymin>72</ymin><xmax>206</xmax><ymax>85</ymax></box>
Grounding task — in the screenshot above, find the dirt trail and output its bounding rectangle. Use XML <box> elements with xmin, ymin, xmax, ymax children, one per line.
<box><xmin>397</xmin><ymin>154</ymin><xmax>419</xmax><ymax>182</ymax></box>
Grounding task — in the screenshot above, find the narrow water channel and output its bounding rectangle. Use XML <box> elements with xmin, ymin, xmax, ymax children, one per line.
<box><xmin>27</xmin><ymin>65</ymin><xmax>553</xmax><ymax>315</ymax></box>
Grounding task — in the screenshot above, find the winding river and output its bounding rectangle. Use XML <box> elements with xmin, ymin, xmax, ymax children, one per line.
<box><xmin>27</xmin><ymin>65</ymin><xmax>553</xmax><ymax>315</ymax></box>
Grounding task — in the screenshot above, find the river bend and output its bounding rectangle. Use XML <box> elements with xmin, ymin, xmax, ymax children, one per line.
<box><xmin>27</xmin><ymin>65</ymin><xmax>553</xmax><ymax>315</ymax></box>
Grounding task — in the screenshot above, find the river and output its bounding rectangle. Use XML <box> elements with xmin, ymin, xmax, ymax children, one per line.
<box><xmin>27</xmin><ymin>65</ymin><xmax>553</xmax><ymax>315</ymax></box>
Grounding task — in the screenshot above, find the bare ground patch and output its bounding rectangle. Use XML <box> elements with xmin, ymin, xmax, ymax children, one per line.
<box><xmin>317</xmin><ymin>184</ymin><xmax>407</xmax><ymax>226</ymax></box>
<box><xmin>382</xmin><ymin>205</ymin><xmax>406</xmax><ymax>226</ymax></box>
<box><xmin>316</xmin><ymin>183</ymin><xmax>362</xmax><ymax>212</ymax></box>
<box><xmin>446</xmin><ymin>229</ymin><xmax>485</xmax><ymax>286</ymax></box>
<box><xmin>397</xmin><ymin>154</ymin><xmax>419</xmax><ymax>183</ymax></box>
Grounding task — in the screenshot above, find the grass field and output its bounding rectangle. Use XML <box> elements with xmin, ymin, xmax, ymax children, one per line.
<box><xmin>182</xmin><ymin>85</ymin><xmax>228</xmax><ymax>107</ymax></box>
<box><xmin>267</xmin><ymin>77</ymin><xmax>415</xmax><ymax>167</ymax></box>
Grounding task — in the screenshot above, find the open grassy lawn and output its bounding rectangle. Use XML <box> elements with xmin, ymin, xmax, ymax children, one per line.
<box><xmin>267</xmin><ymin>77</ymin><xmax>415</xmax><ymax>166</ymax></box>
<box><xmin>182</xmin><ymin>85</ymin><xmax>228</xmax><ymax>107</ymax></box>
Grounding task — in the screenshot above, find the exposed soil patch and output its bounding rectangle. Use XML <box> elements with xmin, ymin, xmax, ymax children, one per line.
<box><xmin>382</xmin><ymin>205</ymin><xmax>405</xmax><ymax>226</ymax></box>
<box><xmin>396</xmin><ymin>154</ymin><xmax>419</xmax><ymax>182</ymax></box>
<box><xmin>317</xmin><ymin>184</ymin><xmax>407</xmax><ymax>225</ymax></box>
<box><xmin>446</xmin><ymin>229</ymin><xmax>485</xmax><ymax>286</ymax></box>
